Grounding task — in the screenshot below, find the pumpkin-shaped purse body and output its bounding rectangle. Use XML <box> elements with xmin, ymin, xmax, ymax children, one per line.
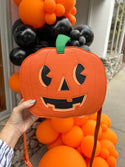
<box><xmin>20</xmin><ymin>35</ymin><xmax>107</xmax><ymax>118</ymax></box>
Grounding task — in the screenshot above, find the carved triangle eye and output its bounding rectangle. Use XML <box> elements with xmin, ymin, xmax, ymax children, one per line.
<box><xmin>40</xmin><ymin>65</ymin><xmax>52</xmax><ymax>87</ymax></box>
<box><xmin>74</xmin><ymin>64</ymin><xmax>86</xmax><ymax>85</ymax></box>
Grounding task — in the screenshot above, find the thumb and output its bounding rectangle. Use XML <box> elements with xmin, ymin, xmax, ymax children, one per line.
<box><xmin>16</xmin><ymin>99</ymin><xmax>36</xmax><ymax>113</ymax></box>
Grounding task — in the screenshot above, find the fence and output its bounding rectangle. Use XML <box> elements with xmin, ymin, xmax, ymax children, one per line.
<box><xmin>108</xmin><ymin>0</ymin><xmax>125</xmax><ymax>56</ymax></box>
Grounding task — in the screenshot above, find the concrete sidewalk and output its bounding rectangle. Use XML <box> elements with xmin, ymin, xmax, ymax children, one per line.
<box><xmin>103</xmin><ymin>65</ymin><xmax>125</xmax><ymax>167</ymax></box>
<box><xmin>22</xmin><ymin>66</ymin><xmax>125</xmax><ymax>167</ymax></box>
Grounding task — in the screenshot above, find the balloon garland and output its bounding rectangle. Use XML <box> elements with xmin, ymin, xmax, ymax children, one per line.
<box><xmin>36</xmin><ymin>114</ymin><xmax>119</xmax><ymax>167</ymax></box>
<box><xmin>8</xmin><ymin>1</ymin><xmax>118</xmax><ymax>167</ymax></box>
<box><xmin>18</xmin><ymin>0</ymin><xmax>76</xmax><ymax>28</ymax></box>
<box><xmin>9</xmin><ymin>0</ymin><xmax>94</xmax><ymax>72</ymax></box>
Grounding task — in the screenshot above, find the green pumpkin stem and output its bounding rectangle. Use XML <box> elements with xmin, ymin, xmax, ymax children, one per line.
<box><xmin>56</xmin><ymin>34</ymin><xmax>71</xmax><ymax>54</ymax></box>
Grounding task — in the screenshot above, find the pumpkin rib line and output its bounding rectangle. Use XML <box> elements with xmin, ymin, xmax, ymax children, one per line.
<box><xmin>45</xmin><ymin>48</ymin><xmax>55</xmax><ymax>116</ymax></box>
<box><xmin>72</xmin><ymin>48</ymin><xmax>81</xmax><ymax>102</ymax></box>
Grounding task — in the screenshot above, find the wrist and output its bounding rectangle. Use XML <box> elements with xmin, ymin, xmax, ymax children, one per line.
<box><xmin>7</xmin><ymin>121</ymin><xmax>23</xmax><ymax>136</ymax></box>
<box><xmin>6</xmin><ymin>120</ymin><xmax>23</xmax><ymax>136</ymax></box>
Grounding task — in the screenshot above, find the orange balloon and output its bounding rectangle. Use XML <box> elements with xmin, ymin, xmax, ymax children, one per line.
<box><xmin>13</xmin><ymin>0</ymin><xmax>22</xmax><ymax>6</ymax></box>
<box><xmin>82</xmin><ymin>120</ymin><xmax>102</xmax><ymax>139</ymax></box>
<box><xmin>88</xmin><ymin>113</ymin><xmax>111</xmax><ymax>127</ymax></box>
<box><xmin>101</xmin><ymin>123</ymin><xmax>108</xmax><ymax>132</ymax></box>
<box><xmin>100</xmin><ymin>139</ymin><xmax>118</xmax><ymax>158</ymax></box>
<box><xmin>65</xmin><ymin>14</ymin><xmax>76</xmax><ymax>25</ymax></box>
<box><xmin>107</xmin><ymin>156</ymin><xmax>117</xmax><ymax>167</ymax></box>
<box><xmin>45</xmin><ymin>13</ymin><xmax>56</xmax><ymax>25</ymax></box>
<box><xmin>74</xmin><ymin>116</ymin><xmax>88</xmax><ymax>126</ymax></box>
<box><xmin>56</xmin><ymin>0</ymin><xmax>76</xmax><ymax>14</ymax></box>
<box><xmin>112</xmin><ymin>150</ymin><xmax>119</xmax><ymax>159</ymax></box>
<box><xmin>9</xmin><ymin>73</ymin><xmax>20</xmax><ymax>93</ymax></box>
<box><xmin>88</xmin><ymin>113</ymin><xmax>97</xmax><ymax>120</ymax></box>
<box><xmin>36</xmin><ymin>120</ymin><xmax>59</xmax><ymax>144</ymax></box>
<box><xmin>100</xmin><ymin>139</ymin><xmax>115</xmax><ymax>150</ymax></box>
<box><xmin>101</xmin><ymin>128</ymin><xmax>117</xmax><ymax>145</ymax></box>
<box><xmin>62</xmin><ymin>126</ymin><xmax>83</xmax><ymax>147</ymax></box>
<box><xmin>50</xmin><ymin>118</ymin><xmax>74</xmax><ymax>133</ymax></box>
<box><xmin>101</xmin><ymin>114</ymin><xmax>111</xmax><ymax>128</ymax></box>
<box><xmin>44</xmin><ymin>0</ymin><xmax>56</xmax><ymax>13</ymax></box>
<box><xmin>100</xmin><ymin>148</ymin><xmax>110</xmax><ymax>159</ymax></box>
<box><xmin>70</xmin><ymin>7</ymin><xmax>77</xmax><ymax>15</ymax></box>
<box><xmin>88</xmin><ymin>113</ymin><xmax>111</xmax><ymax>132</ymax></box>
<box><xmin>81</xmin><ymin>136</ymin><xmax>101</xmax><ymax>158</ymax></box>
<box><xmin>47</xmin><ymin>136</ymin><xmax>64</xmax><ymax>149</ymax></box>
<box><xmin>55</xmin><ymin>4</ymin><xmax>65</xmax><ymax>17</ymax></box>
<box><xmin>76</xmin><ymin>145</ymin><xmax>83</xmax><ymax>155</ymax></box>
<box><xmin>90</xmin><ymin>157</ymin><xmax>109</xmax><ymax>167</ymax></box>
<box><xmin>19</xmin><ymin>0</ymin><xmax>45</xmax><ymax>28</ymax></box>
<box><xmin>38</xmin><ymin>146</ymin><xmax>87</xmax><ymax>167</ymax></box>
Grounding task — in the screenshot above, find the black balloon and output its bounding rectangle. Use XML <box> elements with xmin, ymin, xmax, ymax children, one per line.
<box><xmin>44</xmin><ymin>17</ymin><xmax>72</xmax><ymax>39</ymax></box>
<box><xmin>70</xmin><ymin>30</ymin><xmax>80</xmax><ymax>40</ymax></box>
<box><xmin>80</xmin><ymin>45</ymin><xmax>91</xmax><ymax>52</ymax></box>
<box><xmin>13</xmin><ymin>24</ymin><xmax>37</xmax><ymax>48</ymax></box>
<box><xmin>12</xmin><ymin>19</ymin><xmax>23</xmax><ymax>34</ymax></box>
<box><xmin>69</xmin><ymin>40</ymin><xmax>80</xmax><ymax>47</ymax></box>
<box><xmin>74</xmin><ymin>25</ymin><xmax>87</xmax><ymax>32</ymax></box>
<box><xmin>80</xmin><ymin>25</ymin><xmax>94</xmax><ymax>46</ymax></box>
<box><xmin>10</xmin><ymin>47</ymin><xmax>27</xmax><ymax>66</ymax></box>
<box><xmin>27</xmin><ymin>41</ymin><xmax>50</xmax><ymax>55</ymax></box>
<box><xmin>39</xmin><ymin>41</ymin><xmax>50</xmax><ymax>47</ymax></box>
<box><xmin>36</xmin><ymin>28</ymin><xmax>50</xmax><ymax>42</ymax></box>
<box><xmin>79</xmin><ymin>36</ymin><xmax>86</xmax><ymax>46</ymax></box>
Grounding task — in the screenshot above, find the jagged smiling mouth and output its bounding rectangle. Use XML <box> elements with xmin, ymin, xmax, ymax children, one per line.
<box><xmin>41</xmin><ymin>95</ymin><xmax>87</xmax><ymax>111</ymax></box>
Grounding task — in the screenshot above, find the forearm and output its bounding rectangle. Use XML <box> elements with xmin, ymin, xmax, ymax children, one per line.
<box><xmin>0</xmin><ymin>122</ymin><xmax>22</xmax><ymax>149</ymax></box>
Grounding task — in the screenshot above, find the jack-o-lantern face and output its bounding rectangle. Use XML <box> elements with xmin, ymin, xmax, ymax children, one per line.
<box><xmin>20</xmin><ymin>35</ymin><xmax>107</xmax><ymax>118</ymax></box>
<box><xmin>39</xmin><ymin>63</ymin><xmax>87</xmax><ymax>111</ymax></box>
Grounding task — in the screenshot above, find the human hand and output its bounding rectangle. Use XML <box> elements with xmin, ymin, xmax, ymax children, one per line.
<box><xmin>7</xmin><ymin>99</ymin><xmax>38</xmax><ymax>135</ymax></box>
<box><xmin>0</xmin><ymin>99</ymin><xmax>38</xmax><ymax>148</ymax></box>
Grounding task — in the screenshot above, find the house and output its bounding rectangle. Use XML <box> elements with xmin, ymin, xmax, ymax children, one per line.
<box><xmin>0</xmin><ymin>0</ymin><xmax>125</xmax><ymax>166</ymax></box>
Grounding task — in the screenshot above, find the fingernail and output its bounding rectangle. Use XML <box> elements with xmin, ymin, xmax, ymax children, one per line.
<box><xmin>29</xmin><ymin>99</ymin><xmax>36</xmax><ymax>104</ymax></box>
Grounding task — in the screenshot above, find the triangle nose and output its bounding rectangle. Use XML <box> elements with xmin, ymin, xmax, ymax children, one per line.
<box><xmin>60</xmin><ymin>78</ymin><xmax>69</xmax><ymax>91</ymax></box>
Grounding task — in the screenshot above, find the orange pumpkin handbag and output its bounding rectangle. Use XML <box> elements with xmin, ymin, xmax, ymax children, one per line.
<box><xmin>20</xmin><ymin>34</ymin><xmax>107</xmax><ymax>118</ymax></box>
